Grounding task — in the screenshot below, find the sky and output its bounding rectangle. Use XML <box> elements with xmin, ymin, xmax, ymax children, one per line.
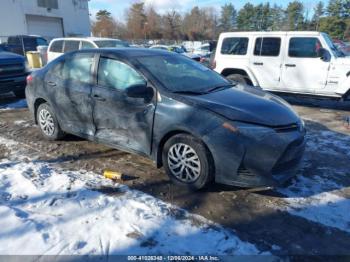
<box><xmin>89</xmin><ymin>0</ymin><xmax>326</xmax><ymax>21</ymax></box>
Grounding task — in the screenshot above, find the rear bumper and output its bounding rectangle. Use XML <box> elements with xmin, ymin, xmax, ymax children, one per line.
<box><xmin>204</xmin><ymin>121</ymin><xmax>306</xmax><ymax>188</ymax></box>
<box><xmin>0</xmin><ymin>75</ymin><xmax>27</xmax><ymax>94</ymax></box>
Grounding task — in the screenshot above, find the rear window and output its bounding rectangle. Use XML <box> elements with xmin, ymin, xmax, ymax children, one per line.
<box><xmin>254</xmin><ymin>37</ymin><xmax>281</xmax><ymax>57</ymax></box>
<box><xmin>63</xmin><ymin>40</ymin><xmax>80</xmax><ymax>53</ymax></box>
<box><xmin>50</xmin><ymin>40</ymin><xmax>63</xmax><ymax>53</ymax></box>
<box><xmin>221</xmin><ymin>37</ymin><xmax>249</xmax><ymax>55</ymax></box>
<box><xmin>23</xmin><ymin>38</ymin><xmax>37</xmax><ymax>47</ymax></box>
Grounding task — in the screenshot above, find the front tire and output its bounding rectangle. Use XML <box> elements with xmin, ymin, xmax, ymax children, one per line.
<box><xmin>162</xmin><ymin>134</ymin><xmax>214</xmax><ymax>190</ymax></box>
<box><xmin>37</xmin><ymin>103</ymin><xmax>65</xmax><ymax>140</ymax></box>
<box><xmin>226</xmin><ymin>74</ymin><xmax>249</xmax><ymax>85</ymax></box>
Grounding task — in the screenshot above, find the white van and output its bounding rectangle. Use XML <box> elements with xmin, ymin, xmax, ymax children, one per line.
<box><xmin>47</xmin><ymin>37</ymin><xmax>129</xmax><ymax>62</ymax></box>
<box><xmin>214</xmin><ymin>31</ymin><xmax>350</xmax><ymax>100</ymax></box>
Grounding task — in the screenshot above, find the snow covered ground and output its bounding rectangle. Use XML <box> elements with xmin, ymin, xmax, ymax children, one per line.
<box><xmin>277</xmin><ymin>128</ymin><xmax>350</xmax><ymax>233</ymax></box>
<box><xmin>1</xmin><ymin>97</ymin><xmax>350</xmax><ymax>256</ymax></box>
<box><xmin>0</xmin><ymin>136</ymin><xmax>264</xmax><ymax>256</ymax></box>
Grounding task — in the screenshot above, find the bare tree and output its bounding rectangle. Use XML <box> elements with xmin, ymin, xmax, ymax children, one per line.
<box><xmin>162</xmin><ymin>10</ymin><xmax>183</xmax><ymax>40</ymax></box>
<box><xmin>126</xmin><ymin>2</ymin><xmax>147</xmax><ymax>39</ymax></box>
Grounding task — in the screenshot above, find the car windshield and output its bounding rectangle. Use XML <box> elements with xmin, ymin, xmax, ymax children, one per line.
<box><xmin>138</xmin><ymin>54</ymin><xmax>231</xmax><ymax>94</ymax></box>
<box><xmin>94</xmin><ymin>40</ymin><xmax>129</xmax><ymax>48</ymax></box>
<box><xmin>322</xmin><ymin>33</ymin><xmax>345</xmax><ymax>57</ymax></box>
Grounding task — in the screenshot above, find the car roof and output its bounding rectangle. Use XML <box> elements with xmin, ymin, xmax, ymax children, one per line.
<box><xmin>72</xmin><ymin>48</ymin><xmax>174</xmax><ymax>58</ymax></box>
<box><xmin>50</xmin><ymin>37</ymin><xmax>122</xmax><ymax>42</ymax></box>
<box><xmin>220</xmin><ymin>31</ymin><xmax>323</xmax><ymax>37</ymax></box>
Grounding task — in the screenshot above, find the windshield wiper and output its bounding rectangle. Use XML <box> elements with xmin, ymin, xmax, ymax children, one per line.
<box><xmin>172</xmin><ymin>90</ymin><xmax>207</xmax><ymax>95</ymax></box>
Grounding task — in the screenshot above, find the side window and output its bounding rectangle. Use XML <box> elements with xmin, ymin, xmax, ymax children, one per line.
<box><xmin>36</xmin><ymin>38</ymin><xmax>48</xmax><ymax>46</ymax></box>
<box><xmin>97</xmin><ymin>58</ymin><xmax>145</xmax><ymax>91</ymax></box>
<box><xmin>81</xmin><ymin>41</ymin><xmax>95</xmax><ymax>49</ymax></box>
<box><xmin>221</xmin><ymin>37</ymin><xmax>249</xmax><ymax>55</ymax></box>
<box><xmin>64</xmin><ymin>54</ymin><xmax>95</xmax><ymax>84</ymax></box>
<box><xmin>47</xmin><ymin>61</ymin><xmax>64</xmax><ymax>78</ymax></box>
<box><xmin>254</xmin><ymin>37</ymin><xmax>281</xmax><ymax>57</ymax></box>
<box><xmin>50</xmin><ymin>40</ymin><xmax>63</xmax><ymax>53</ymax></box>
<box><xmin>289</xmin><ymin>38</ymin><xmax>322</xmax><ymax>58</ymax></box>
<box><xmin>63</xmin><ymin>41</ymin><xmax>80</xmax><ymax>53</ymax></box>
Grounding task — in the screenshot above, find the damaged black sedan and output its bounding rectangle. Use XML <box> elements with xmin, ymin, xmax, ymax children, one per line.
<box><xmin>26</xmin><ymin>49</ymin><xmax>306</xmax><ymax>190</ymax></box>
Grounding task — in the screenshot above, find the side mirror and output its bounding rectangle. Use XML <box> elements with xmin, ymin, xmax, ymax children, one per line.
<box><xmin>317</xmin><ymin>48</ymin><xmax>331</xmax><ymax>62</ymax></box>
<box><xmin>126</xmin><ymin>83</ymin><xmax>154</xmax><ymax>99</ymax></box>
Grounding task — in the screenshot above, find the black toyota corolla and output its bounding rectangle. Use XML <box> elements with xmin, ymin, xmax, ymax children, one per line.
<box><xmin>26</xmin><ymin>49</ymin><xmax>306</xmax><ymax>190</ymax></box>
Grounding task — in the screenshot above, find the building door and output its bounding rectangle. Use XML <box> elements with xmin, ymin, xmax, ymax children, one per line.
<box><xmin>26</xmin><ymin>15</ymin><xmax>64</xmax><ymax>39</ymax></box>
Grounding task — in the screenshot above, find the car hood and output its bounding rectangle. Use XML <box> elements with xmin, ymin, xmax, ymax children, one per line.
<box><xmin>333</xmin><ymin>56</ymin><xmax>350</xmax><ymax>65</ymax></box>
<box><xmin>184</xmin><ymin>85</ymin><xmax>300</xmax><ymax>127</ymax></box>
<box><xmin>0</xmin><ymin>51</ymin><xmax>25</xmax><ymax>64</ymax></box>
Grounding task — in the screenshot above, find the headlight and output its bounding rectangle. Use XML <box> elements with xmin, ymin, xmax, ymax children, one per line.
<box><xmin>222</xmin><ymin>121</ymin><xmax>273</xmax><ymax>136</ymax></box>
<box><xmin>299</xmin><ymin>119</ymin><xmax>305</xmax><ymax>132</ymax></box>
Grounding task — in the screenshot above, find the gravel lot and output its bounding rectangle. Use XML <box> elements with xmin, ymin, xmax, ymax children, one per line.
<box><xmin>0</xmin><ymin>93</ymin><xmax>350</xmax><ymax>257</ymax></box>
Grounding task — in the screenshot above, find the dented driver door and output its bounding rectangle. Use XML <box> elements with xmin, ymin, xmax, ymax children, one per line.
<box><xmin>92</xmin><ymin>56</ymin><xmax>156</xmax><ymax>155</ymax></box>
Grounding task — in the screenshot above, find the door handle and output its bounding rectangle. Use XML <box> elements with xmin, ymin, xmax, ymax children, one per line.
<box><xmin>253</xmin><ymin>62</ymin><xmax>263</xmax><ymax>66</ymax></box>
<box><xmin>285</xmin><ymin>64</ymin><xmax>296</xmax><ymax>67</ymax></box>
<box><xmin>46</xmin><ymin>81</ymin><xmax>56</xmax><ymax>87</ymax></box>
<box><xmin>93</xmin><ymin>94</ymin><xmax>106</xmax><ymax>102</ymax></box>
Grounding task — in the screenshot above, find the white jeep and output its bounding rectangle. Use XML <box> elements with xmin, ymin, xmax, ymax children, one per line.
<box><xmin>213</xmin><ymin>31</ymin><xmax>350</xmax><ymax>100</ymax></box>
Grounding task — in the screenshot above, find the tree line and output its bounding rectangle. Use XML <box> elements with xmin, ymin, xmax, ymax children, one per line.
<box><xmin>91</xmin><ymin>0</ymin><xmax>350</xmax><ymax>41</ymax></box>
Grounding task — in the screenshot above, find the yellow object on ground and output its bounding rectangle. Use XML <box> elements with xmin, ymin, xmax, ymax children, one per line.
<box><xmin>26</xmin><ymin>51</ymin><xmax>42</xmax><ymax>68</ymax></box>
<box><xmin>104</xmin><ymin>170</ymin><xmax>123</xmax><ymax>180</ymax></box>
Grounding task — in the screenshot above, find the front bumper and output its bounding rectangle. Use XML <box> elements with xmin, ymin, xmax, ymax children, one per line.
<box><xmin>0</xmin><ymin>75</ymin><xmax>27</xmax><ymax>95</ymax></box>
<box><xmin>203</xmin><ymin>121</ymin><xmax>306</xmax><ymax>188</ymax></box>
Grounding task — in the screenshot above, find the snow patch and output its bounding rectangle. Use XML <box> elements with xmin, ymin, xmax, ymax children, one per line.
<box><xmin>276</xmin><ymin>127</ymin><xmax>350</xmax><ymax>233</ymax></box>
<box><xmin>0</xmin><ymin>136</ymin><xmax>265</xmax><ymax>255</ymax></box>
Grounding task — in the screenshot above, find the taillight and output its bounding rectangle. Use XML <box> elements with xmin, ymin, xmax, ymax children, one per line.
<box><xmin>26</xmin><ymin>75</ymin><xmax>33</xmax><ymax>84</ymax></box>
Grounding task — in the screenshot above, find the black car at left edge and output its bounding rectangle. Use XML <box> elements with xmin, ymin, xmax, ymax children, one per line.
<box><xmin>0</xmin><ymin>50</ymin><xmax>29</xmax><ymax>98</ymax></box>
<box><xmin>25</xmin><ymin>48</ymin><xmax>306</xmax><ymax>190</ymax></box>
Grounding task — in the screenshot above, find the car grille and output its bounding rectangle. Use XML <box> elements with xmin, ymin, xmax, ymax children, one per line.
<box><xmin>0</xmin><ymin>63</ymin><xmax>25</xmax><ymax>77</ymax></box>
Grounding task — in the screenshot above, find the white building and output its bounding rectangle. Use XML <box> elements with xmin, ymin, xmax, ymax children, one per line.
<box><xmin>0</xmin><ymin>0</ymin><xmax>91</xmax><ymax>40</ymax></box>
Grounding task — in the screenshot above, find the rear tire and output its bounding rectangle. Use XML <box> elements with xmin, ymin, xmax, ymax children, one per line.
<box><xmin>37</xmin><ymin>103</ymin><xmax>65</xmax><ymax>141</ymax></box>
<box><xmin>162</xmin><ymin>134</ymin><xmax>214</xmax><ymax>190</ymax></box>
<box><xmin>226</xmin><ymin>74</ymin><xmax>249</xmax><ymax>85</ymax></box>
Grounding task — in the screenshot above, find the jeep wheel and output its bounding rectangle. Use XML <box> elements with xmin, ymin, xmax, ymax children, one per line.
<box><xmin>226</xmin><ymin>74</ymin><xmax>249</xmax><ymax>85</ymax></box>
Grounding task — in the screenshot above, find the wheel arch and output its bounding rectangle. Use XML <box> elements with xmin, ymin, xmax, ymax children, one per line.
<box><xmin>33</xmin><ymin>98</ymin><xmax>48</xmax><ymax>124</ymax></box>
<box><xmin>221</xmin><ymin>67</ymin><xmax>259</xmax><ymax>86</ymax></box>
<box><xmin>155</xmin><ymin>130</ymin><xmax>215</xmax><ymax>172</ymax></box>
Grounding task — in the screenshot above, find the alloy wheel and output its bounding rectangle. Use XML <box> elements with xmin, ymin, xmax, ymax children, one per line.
<box><xmin>167</xmin><ymin>143</ymin><xmax>201</xmax><ymax>183</ymax></box>
<box><xmin>39</xmin><ymin>108</ymin><xmax>55</xmax><ymax>137</ymax></box>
